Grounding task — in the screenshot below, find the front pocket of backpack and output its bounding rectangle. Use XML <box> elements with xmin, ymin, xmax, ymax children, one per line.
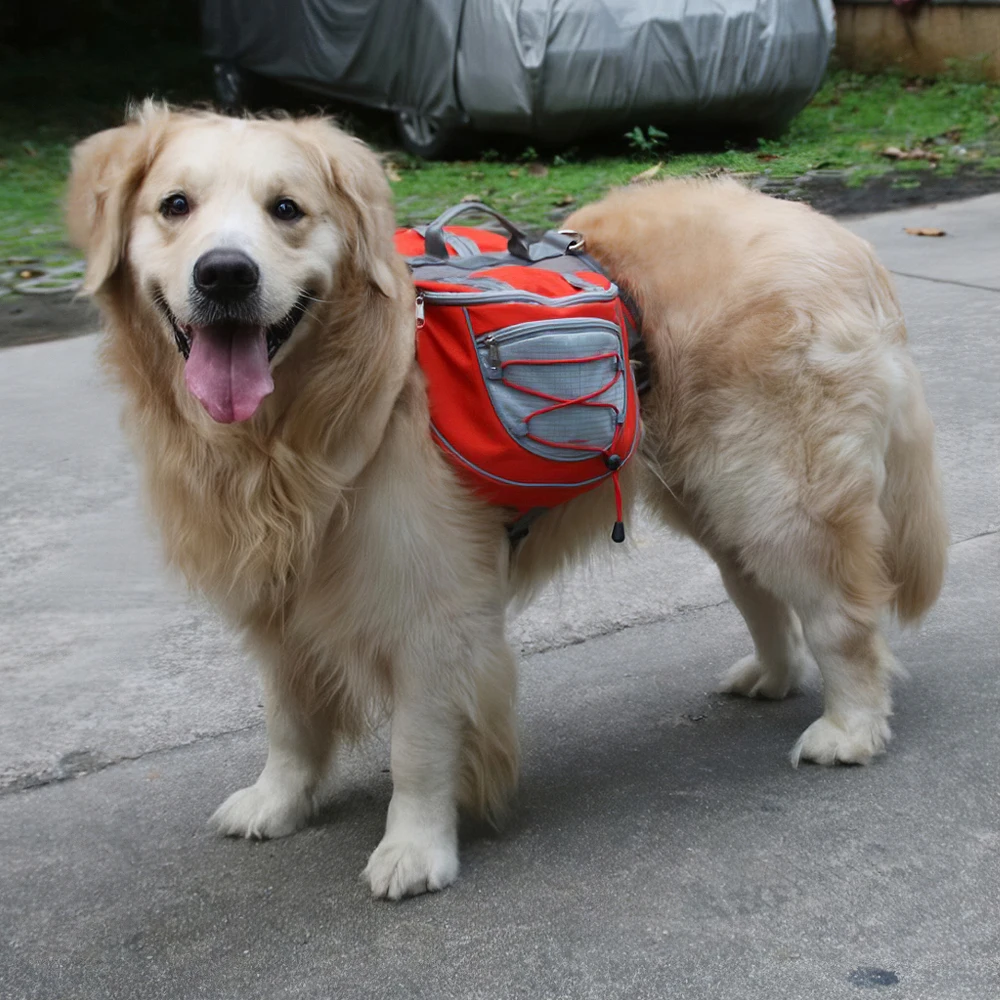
<box><xmin>476</xmin><ymin>318</ymin><xmax>627</xmax><ymax>462</ymax></box>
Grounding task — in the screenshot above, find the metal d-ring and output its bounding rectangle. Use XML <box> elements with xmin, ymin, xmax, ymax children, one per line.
<box><xmin>557</xmin><ymin>229</ymin><xmax>586</xmax><ymax>252</ymax></box>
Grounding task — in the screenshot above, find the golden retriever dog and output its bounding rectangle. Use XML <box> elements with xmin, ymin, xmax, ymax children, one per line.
<box><xmin>67</xmin><ymin>104</ymin><xmax>947</xmax><ymax>899</ymax></box>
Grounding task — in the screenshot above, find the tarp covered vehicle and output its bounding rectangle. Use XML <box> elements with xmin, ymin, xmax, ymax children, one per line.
<box><xmin>202</xmin><ymin>0</ymin><xmax>836</xmax><ymax>157</ymax></box>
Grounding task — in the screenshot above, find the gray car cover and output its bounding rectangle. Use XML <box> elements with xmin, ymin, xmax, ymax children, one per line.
<box><xmin>202</xmin><ymin>0</ymin><xmax>835</xmax><ymax>139</ymax></box>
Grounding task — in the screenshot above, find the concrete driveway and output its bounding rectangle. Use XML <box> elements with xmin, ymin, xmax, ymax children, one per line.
<box><xmin>1</xmin><ymin>196</ymin><xmax>997</xmax><ymax>1000</ymax></box>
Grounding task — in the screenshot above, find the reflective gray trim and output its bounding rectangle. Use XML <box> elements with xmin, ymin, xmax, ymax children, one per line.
<box><xmin>407</xmin><ymin>253</ymin><xmax>530</xmax><ymax>274</ymax></box>
<box><xmin>420</xmin><ymin>285</ymin><xmax>619</xmax><ymax>307</ymax></box>
<box><xmin>477</xmin><ymin>316</ymin><xmax>622</xmax><ymax>345</ymax></box>
<box><xmin>431</xmin><ymin>424</ymin><xmax>624</xmax><ymax>490</ymax></box>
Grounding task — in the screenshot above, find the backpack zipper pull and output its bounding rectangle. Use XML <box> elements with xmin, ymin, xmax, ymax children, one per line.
<box><xmin>485</xmin><ymin>335</ymin><xmax>501</xmax><ymax>372</ymax></box>
<box><xmin>605</xmin><ymin>454</ymin><xmax>625</xmax><ymax>543</ymax></box>
<box><xmin>415</xmin><ymin>294</ymin><xmax>425</xmax><ymax>328</ymax></box>
<box><xmin>611</xmin><ymin>471</ymin><xmax>625</xmax><ymax>543</ymax></box>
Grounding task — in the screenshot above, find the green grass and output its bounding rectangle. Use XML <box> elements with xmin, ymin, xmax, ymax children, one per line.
<box><xmin>390</xmin><ymin>71</ymin><xmax>1000</xmax><ymax>226</ymax></box>
<box><xmin>0</xmin><ymin>40</ymin><xmax>209</xmax><ymax>268</ymax></box>
<box><xmin>3</xmin><ymin>42</ymin><xmax>1000</xmax><ymax>272</ymax></box>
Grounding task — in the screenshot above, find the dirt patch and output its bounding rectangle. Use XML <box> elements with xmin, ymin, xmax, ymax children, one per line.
<box><xmin>0</xmin><ymin>292</ymin><xmax>100</xmax><ymax>350</ymax></box>
<box><xmin>768</xmin><ymin>165</ymin><xmax>1000</xmax><ymax>217</ymax></box>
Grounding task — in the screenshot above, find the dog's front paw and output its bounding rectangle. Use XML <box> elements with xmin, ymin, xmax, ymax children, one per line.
<box><xmin>363</xmin><ymin>833</ymin><xmax>459</xmax><ymax>900</ymax></box>
<box><xmin>210</xmin><ymin>781</ymin><xmax>313</xmax><ymax>840</ymax></box>
<box><xmin>790</xmin><ymin>713</ymin><xmax>890</xmax><ymax>767</ymax></box>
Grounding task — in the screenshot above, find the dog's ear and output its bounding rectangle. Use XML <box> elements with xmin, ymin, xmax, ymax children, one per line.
<box><xmin>304</xmin><ymin>121</ymin><xmax>398</xmax><ymax>298</ymax></box>
<box><xmin>66</xmin><ymin>104</ymin><xmax>170</xmax><ymax>294</ymax></box>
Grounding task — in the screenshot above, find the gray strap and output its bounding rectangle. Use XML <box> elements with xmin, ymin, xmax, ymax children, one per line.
<box><xmin>425</xmin><ymin>202</ymin><xmax>532</xmax><ymax>260</ymax></box>
<box><xmin>412</xmin><ymin>226</ymin><xmax>479</xmax><ymax>258</ymax></box>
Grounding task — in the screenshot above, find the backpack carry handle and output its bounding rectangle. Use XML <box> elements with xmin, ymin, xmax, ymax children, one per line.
<box><xmin>424</xmin><ymin>202</ymin><xmax>532</xmax><ymax>260</ymax></box>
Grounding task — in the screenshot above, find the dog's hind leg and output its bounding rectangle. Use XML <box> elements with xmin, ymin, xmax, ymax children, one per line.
<box><xmin>641</xmin><ymin>476</ymin><xmax>814</xmax><ymax>701</ymax></box>
<box><xmin>716</xmin><ymin>535</ymin><xmax>897</xmax><ymax>766</ymax></box>
<box><xmin>642</xmin><ymin>451</ymin><xmax>895</xmax><ymax>765</ymax></box>
<box><xmin>713</xmin><ymin>553</ymin><xmax>815</xmax><ymax>700</ymax></box>
<box><xmin>789</xmin><ymin>606</ymin><xmax>897</xmax><ymax>767</ymax></box>
<box><xmin>743</xmin><ymin>494</ymin><xmax>899</xmax><ymax>766</ymax></box>
<box><xmin>210</xmin><ymin>661</ymin><xmax>339</xmax><ymax>839</ymax></box>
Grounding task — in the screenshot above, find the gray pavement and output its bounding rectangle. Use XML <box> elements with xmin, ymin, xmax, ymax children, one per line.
<box><xmin>1</xmin><ymin>196</ymin><xmax>998</xmax><ymax>999</ymax></box>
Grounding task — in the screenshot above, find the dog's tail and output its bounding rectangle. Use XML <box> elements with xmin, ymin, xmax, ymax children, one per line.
<box><xmin>882</xmin><ymin>358</ymin><xmax>949</xmax><ymax>623</ymax></box>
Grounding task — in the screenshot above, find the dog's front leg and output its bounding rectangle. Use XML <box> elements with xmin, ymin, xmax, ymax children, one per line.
<box><xmin>364</xmin><ymin>642</ymin><xmax>462</xmax><ymax>900</ymax></box>
<box><xmin>211</xmin><ymin>665</ymin><xmax>335</xmax><ymax>840</ymax></box>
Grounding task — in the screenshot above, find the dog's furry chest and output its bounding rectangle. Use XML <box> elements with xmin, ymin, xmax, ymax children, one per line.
<box><xmin>141</xmin><ymin>430</ymin><xmax>338</xmax><ymax>620</ymax></box>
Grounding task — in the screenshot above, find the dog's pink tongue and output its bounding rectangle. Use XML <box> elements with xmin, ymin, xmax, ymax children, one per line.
<box><xmin>184</xmin><ymin>326</ymin><xmax>273</xmax><ymax>423</ymax></box>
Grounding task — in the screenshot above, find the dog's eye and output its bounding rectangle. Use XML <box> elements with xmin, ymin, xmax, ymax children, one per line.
<box><xmin>273</xmin><ymin>198</ymin><xmax>303</xmax><ymax>222</ymax></box>
<box><xmin>160</xmin><ymin>193</ymin><xmax>190</xmax><ymax>218</ymax></box>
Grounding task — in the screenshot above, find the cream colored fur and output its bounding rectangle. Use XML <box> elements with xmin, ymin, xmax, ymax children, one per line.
<box><xmin>67</xmin><ymin>105</ymin><xmax>947</xmax><ymax>899</ymax></box>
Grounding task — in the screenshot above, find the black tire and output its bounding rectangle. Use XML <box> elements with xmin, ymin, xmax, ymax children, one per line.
<box><xmin>395</xmin><ymin>110</ymin><xmax>459</xmax><ymax>159</ymax></box>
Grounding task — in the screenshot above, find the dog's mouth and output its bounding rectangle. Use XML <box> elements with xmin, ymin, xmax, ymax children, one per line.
<box><xmin>154</xmin><ymin>290</ymin><xmax>310</xmax><ymax>424</ymax></box>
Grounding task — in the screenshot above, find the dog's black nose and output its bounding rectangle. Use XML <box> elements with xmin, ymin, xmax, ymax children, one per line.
<box><xmin>193</xmin><ymin>249</ymin><xmax>259</xmax><ymax>301</ymax></box>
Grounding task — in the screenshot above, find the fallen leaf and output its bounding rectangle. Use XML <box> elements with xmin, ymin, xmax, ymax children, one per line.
<box><xmin>553</xmin><ymin>194</ymin><xmax>575</xmax><ymax>207</ymax></box>
<box><xmin>904</xmin><ymin>227</ymin><xmax>946</xmax><ymax>237</ymax></box>
<box><xmin>460</xmin><ymin>193</ymin><xmax>480</xmax><ymax>202</ymax></box>
<box><xmin>507</xmin><ymin>167</ymin><xmax>522</xmax><ymax>178</ymax></box>
<box><xmin>383</xmin><ymin>163</ymin><xmax>402</xmax><ymax>183</ymax></box>
<box><xmin>881</xmin><ymin>145</ymin><xmax>941</xmax><ymax>163</ymax></box>
<box><xmin>630</xmin><ymin>161</ymin><xmax>663</xmax><ymax>183</ymax></box>
<box><xmin>526</xmin><ymin>163</ymin><xmax>548</xmax><ymax>178</ymax></box>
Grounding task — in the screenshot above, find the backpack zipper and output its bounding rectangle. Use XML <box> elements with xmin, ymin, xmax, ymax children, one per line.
<box><xmin>419</xmin><ymin>285</ymin><xmax>618</xmax><ymax>308</ymax></box>
<box><xmin>481</xmin><ymin>318</ymin><xmax>623</xmax><ymax>379</ymax></box>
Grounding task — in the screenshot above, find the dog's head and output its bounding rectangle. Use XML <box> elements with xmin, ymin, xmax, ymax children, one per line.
<box><xmin>67</xmin><ymin>104</ymin><xmax>402</xmax><ymax>424</ymax></box>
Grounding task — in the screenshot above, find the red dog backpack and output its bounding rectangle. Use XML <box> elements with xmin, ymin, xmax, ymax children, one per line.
<box><xmin>395</xmin><ymin>203</ymin><xmax>644</xmax><ymax>545</ymax></box>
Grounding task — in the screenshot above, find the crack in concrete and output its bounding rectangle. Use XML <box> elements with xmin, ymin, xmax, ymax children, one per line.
<box><xmin>950</xmin><ymin>528</ymin><xmax>999</xmax><ymax>546</ymax></box>
<box><xmin>890</xmin><ymin>270</ymin><xmax>1000</xmax><ymax>295</ymax></box>
<box><xmin>517</xmin><ymin>596</ymin><xmax>734</xmax><ymax>657</ymax></box>
<box><xmin>0</xmin><ymin>721</ymin><xmax>261</xmax><ymax>798</ymax></box>
<box><xmin>5</xmin><ymin>530</ymin><xmax>994</xmax><ymax>796</ymax></box>
<box><xmin>3</xmin><ymin>597</ymin><xmax>737</xmax><ymax>796</ymax></box>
